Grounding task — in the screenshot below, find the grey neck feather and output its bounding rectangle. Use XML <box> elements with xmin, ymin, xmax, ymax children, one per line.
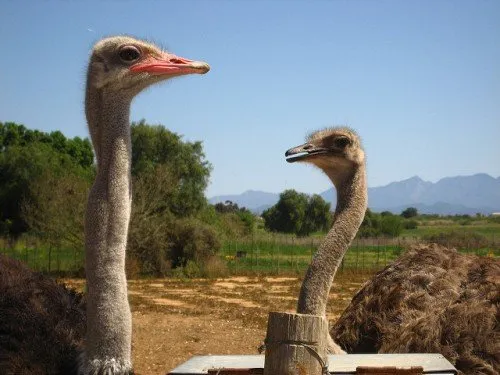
<box><xmin>297</xmin><ymin>165</ymin><xmax>367</xmax><ymax>316</ymax></box>
<box><xmin>81</xmin><ymin>86</ymin><xmax>133</xmax><ymax>374</ymax></box>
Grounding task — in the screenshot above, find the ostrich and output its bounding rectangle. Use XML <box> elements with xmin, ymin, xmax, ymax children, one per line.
<box><xmin>331</xmin><ymin>244</ymin><xmax>500</xmax><ymax>374</ymax></box>
<box><xmin>285</xmin><ymin>129</ymin><xmax>499</xmax><ymax>373</ymax></box>
<box><xmin>0</xmin><ymin>36</ymin><xmax>209</xmax><ymax>374</ymax></box>
<box><xmin>285</xmin><ymin>126</ymin><xmax>367</xmax><ymax>354</ymax></box>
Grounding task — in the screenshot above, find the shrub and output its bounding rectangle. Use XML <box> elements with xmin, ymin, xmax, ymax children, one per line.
<box><xmin>403</xmin><ymin>220</ymin><xmax>418</xmax><ymax>230</ymax></box>
<box><xmin>379</xmin><ymin>215</ymin><xmax>403</xmax><ymax>237</ymax></box>
<box><xmin>169</xmin><ymin>218</ymin><xmax>221</xmax><ymax>269</ymax></box>
<box><xmin>401</xmin><ymin>207</ymin><xmax>418</xmax><ymax>218</ymax></box>
<box><xmin>358</xmin><ymin>226</ymin><xmax>379</xmax><ymax>238</ymax></box>
<box><xmin>201</xmin><ymin>256</ymin><xmax>229</xmax><ymax>278</ymax></box>
<box><xmin>262</xmin><ymin>190</ymin><xmax>331</xmax><ymax>236</ymax></box>
<box><xmin>125</xmin><ymin>255</ymin><xmax>142</xmax><ymax>279</ymax></box>
<box><xmin>487</xmin><ymin>215</ymin><xmax>500</xmax><ymax>224</ymax></box>
<box><xmin>237</xmin><ymin>210</ymin><xmax>256</xmax><ymax>235</ymax></box>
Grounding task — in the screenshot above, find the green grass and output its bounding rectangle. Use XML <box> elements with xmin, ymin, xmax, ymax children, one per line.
<box><xmin>220</xmin><ymin>239</ymin><xmax>406</xmax><ymax>274</ymax></box>
<box><xmin>401</xmin><ymin>224</ymin><xmax>500</xmax><ymax>238</ymax></box>
<box><xmin>1</xmin><ymin>221</ymin><xmax>498</xmax><ymax>276</ymax></box>
<box><xmin>220</xmin><ymin>230</ymin><xmax>499</xmax><ymax>274</ymax></box>
<box><xmin>0</xmin><ymin>240</ymin><xmax>84</xmax><ymax>274</ymax></box>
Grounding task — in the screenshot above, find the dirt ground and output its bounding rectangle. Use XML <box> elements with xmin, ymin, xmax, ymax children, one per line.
<box><xmin>64</xmin><ymin>273</ymin><xmax>369</xmax><ymax>375</ymax></box>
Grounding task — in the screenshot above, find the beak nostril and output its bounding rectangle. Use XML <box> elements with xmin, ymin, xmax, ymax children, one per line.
<box><xmin>303</xmin><ymin>144</ymin><xmax>313</xmax><ymax>150</ymax></box>
<box><xmin>170</xmin><ymin>58</ymin><xmax>184</xmax><ymax>64</ymax></box>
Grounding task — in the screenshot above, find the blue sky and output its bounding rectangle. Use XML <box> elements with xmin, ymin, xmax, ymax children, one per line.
<box><xmin>1</xmin><ymin>0</ymin><xmax>499</xmax><ymax>198</ymax></box>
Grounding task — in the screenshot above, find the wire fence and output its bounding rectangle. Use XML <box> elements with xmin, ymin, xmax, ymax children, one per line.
<box><xmin>0</xmin><ymin>237</ymin><xmax>85</xmax><ymax>276</ymax></box>
<box><xmin>1</xmin><ymin>233</ymin><xmax>498</xmax><ymax>277</ymax></box>
<box><xmin>219</xmin><ymin>233</ymin><xmax>499</xmax><ymax>275</ymax></box>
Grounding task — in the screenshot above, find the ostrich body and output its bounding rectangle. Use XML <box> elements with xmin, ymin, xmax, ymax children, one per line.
<box><xmin>0</xmin><ymin>36</ymin><xmax>209</xmax><ymax>375</ymax></box>
<box><xmin>285</xmin><ymin>127</ymin><xmax>367</xmax><ymax>354</ymax></box>
<box><xmin>331</xmin><ymin>244</ymin><xmax>500</xmax><ymax>374</ymax></box>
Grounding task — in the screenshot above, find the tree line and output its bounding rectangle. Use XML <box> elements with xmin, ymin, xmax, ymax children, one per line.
<box><xmin>262</xmin><ymin>190</ymin><xmax>420</xmax><ymax>237</ymax></box>
<box><xmin>0</xmin><ymin>121</ymin><xmax>252</xmax><ymax>276</ymax></box>
<box><xmin>1</xmin><ymin>121</ymin><xmax>423</xmax><ymax>276</ymax></box>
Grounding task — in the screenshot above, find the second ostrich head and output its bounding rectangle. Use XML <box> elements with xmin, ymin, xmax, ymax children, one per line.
<box><xmin>286</xmin><ymin>127</ymin><xmax>365</xmax><ymax>189</ymax></box>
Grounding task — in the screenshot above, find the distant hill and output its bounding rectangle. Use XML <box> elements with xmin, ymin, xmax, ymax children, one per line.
<box><xmin>208</xmin><ymin>190</ymin><xmax>279</xmax><ymax>213</ymax></box>
<box><xmin>208</xmin><ymin>174</ymin><xmax>500</xmax><ymax>215</ymax></box>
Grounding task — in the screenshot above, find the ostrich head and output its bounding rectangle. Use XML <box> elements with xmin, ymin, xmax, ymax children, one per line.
<box><xmin>87</xmin><ymin>35</ymin><xmax>210</xmax><ymax>95</ymax></box>
<box><xmin>285</xmin><ymin>127</ymin><xmax>365</xmax><ymax>187</ymax></box>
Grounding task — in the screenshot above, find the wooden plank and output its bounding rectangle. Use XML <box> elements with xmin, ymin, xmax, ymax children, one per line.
<box><xmin>356</xmin><ymin>367</ymin><xmax>423</xmax><ymax>374</ymax></box>
<box><xmin>167</xmin><ymin>354</ymin><xmax>457</xmax><ymax>375</ymax></box>
<box><xmin>328</xmin><ymin>354</ymin><xmax>452</xmax><ymax>372</ymax></box>
<box><xmin>207</xmin><ymin>369</ymin><xmax>263</xmax><ymax>375</ymax></box>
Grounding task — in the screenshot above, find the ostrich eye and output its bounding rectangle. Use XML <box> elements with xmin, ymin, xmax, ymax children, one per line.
<box><xmin>119</xmin><ymin>46</ymin><xmax>141</xmax><ymax>62</ymax></box>
<box><xmin>334</xmin><ymin>137</ymin><xmax>351</xmax><ymax>148</ymax></box>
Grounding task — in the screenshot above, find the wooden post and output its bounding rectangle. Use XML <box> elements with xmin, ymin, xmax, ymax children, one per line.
<box><xmin>263</xmin><ymin>312</ymin><xmax>329</xmax><ymax>375</ymax></box>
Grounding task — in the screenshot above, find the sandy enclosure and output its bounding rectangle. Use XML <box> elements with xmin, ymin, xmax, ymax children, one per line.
<box><xmin>63</xmin><ymin>273</ymin><xmax>368</xmax><ymax>374</ymax></box>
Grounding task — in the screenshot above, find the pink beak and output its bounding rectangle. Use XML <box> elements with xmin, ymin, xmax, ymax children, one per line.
<box><xmin>130</xmin><ymin>51</ymin><xmax>210</xmax><ymax>76</ymax></box>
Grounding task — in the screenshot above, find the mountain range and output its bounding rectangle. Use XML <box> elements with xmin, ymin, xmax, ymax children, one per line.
<box><xmin>208</xmin><ymin>173</ymin><xmax>500</xmax><ymax>215</ymax></box>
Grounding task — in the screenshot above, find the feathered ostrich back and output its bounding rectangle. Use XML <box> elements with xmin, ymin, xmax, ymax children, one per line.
<box><xmin>331</xmin><ymin>244</ymin><xmax>500</xmax><ymax>375</ymax></box>
<box><xmin>0</xmin><ymin>254</ymin><xmax>86</xmax><ymax>375</ymax></box>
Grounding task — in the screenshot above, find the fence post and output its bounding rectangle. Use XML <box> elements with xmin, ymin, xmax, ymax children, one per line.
<box><xmin>250</xmin><ymin>240</ymin><xmax>254</xmax><ymax>272</ymax></box>
<box><xmin>257</xmin><ymin>239</ymin><xmax>260</xmax><ymax>273</ymax></box>
<box><xmin>33</xmin><ymin>241</ymin><xmax>38</xmax><ymax>272</ymax></box>
<box><xmin>355</xmin><ymin>241</ymin><xmax>359</xmax><ymax>271</ymax></box>
<box><xmin>376</xmin><ymin>240</ymin><xmax>380</xmax><ymax>269</ymax></box>
<box><xmin>276</xmin><ymin>234</ymin><xmax>279</xmax><ymax>272</ymax></box>
<box><xmin>73</xmin><ymin>247</ymin><xmax>77</xmax><ymax>274</ymax></box>
<box><xmin>47</xmin><ymin>243</ymin><xmax>51</xmax><ymax>273</ymax></box>
<box><xmin>361</xmin><ymin>239</ymin><xmax>365</xmax><ymax>270</ymax></box>
<box><xmin>56</xmin><ymin>246</ymin><xmax>60</xmax><ymax>273</ymax></box>
<box><xmin>263</xmin><ymin>312</ymin><xmax>329</xmax><ymax>375</ymax></box>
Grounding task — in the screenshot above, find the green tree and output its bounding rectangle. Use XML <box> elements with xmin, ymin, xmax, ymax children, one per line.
<box><xmin>358</xmin><ymin>209</ymin><xmax>403</xmax><ymax>237</ymax></box>
<box><xmin>3</xmin><ymin>121</ymin><xmax>219</xmax><ymax>274</ymax></box>
<box><xmin>300</xmin><ymin>194</ymin><xmax>331</xmax><ymax>236</ymax></box>
<box><xmin>401</xmin><ymin>207</ymin><xmax>418</xmax><ymax>218</ymax></box>
<box><xmin>131</xmin><ymin>120</ymin><xmax>211</xmax><ymax>217</ymax></box>
<box><xmin>128</xmin><ymin>164</ymin><xmax>220</xmax><ymax>275</ymax></box>
<box><xmin>127</xmin><ymin>122</ymin><xmax>218</xmax><ymax>274</ymax></box>
<box><xmin>358</xmin><ymin>208</ymin><xmax>380</xmax><ymax>237</ymax></box>
<box><xmin>0</xmin><ymin>122</ymin><xmax>93</xmax><ymax>236</ymax></box>
<box><xmin>403</xmin><ymin>219</ymin><xmax>418</xmax><ymax>230</ymax></box>
<box><xmin>214</xmin><ymin>200</ymin><xmax>244</xmax><ymax>214</ymax></box>
<box><xmin>212</xmin><ymin>200</ymin><xmax>256</xmax><ymax>235</ymax></box>
<box><xmin>0</xmin><ymin>142</ymin><xmax>92</xmax><ymax>235</ymax></box>
<box><xmin>379</xmin><ymin>215</ymin><xmax>403</xmax><ymax>237</ymax></box>
<box><xmin>0</xmin><ymin>122</ymin><xmax>93</xmax><ymax>168</ymax></box>
<box><xmin>262</xmin><ymin>190</ymin><xmax>331</xmax><ymax>236</ymax></box>
<box><xmin>263</xmin><ymin>190</ymin><xmax>308</xmax><ymax>234</ymax></box>
<box><xmin>22</xmin><ymin>168</ymin><xmax>92</xmax><ymax>250</ymax></box>
<box><xmin>236</xmin><ymin>210</ymin><xmax>256</xmax><ymax>235</ymax></box>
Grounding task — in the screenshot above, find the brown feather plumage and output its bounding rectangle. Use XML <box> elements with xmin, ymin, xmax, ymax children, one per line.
<box><xmin>332</xmin><ymin>244</ymin><xmax>500</xmax><ymax>375</ymax></box>
<box><xmin>0</xmin><ymin>254</ymin><xmax>85</xmax><ymax>374</ymax></box>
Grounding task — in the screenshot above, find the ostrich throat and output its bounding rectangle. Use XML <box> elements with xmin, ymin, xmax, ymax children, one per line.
<box><xmin>84</xmin><ymin>88</ymin><xmax>133</xmax><ymax>369</ymax></box>
<box><xmin>297</xmin><ymin>165</ymin><xmax>367</xmax><ymax>316</ymax></box>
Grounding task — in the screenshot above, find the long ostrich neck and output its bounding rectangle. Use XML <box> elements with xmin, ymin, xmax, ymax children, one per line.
<box><xmin>297</xmin><ymin>164</ymin><xmax>367</xmax><ymax>316</ymax></box>
<box><xmin>83</xmin><ymin>87</ymin><xmax>132</xmax><ymax>372</ymax></box>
